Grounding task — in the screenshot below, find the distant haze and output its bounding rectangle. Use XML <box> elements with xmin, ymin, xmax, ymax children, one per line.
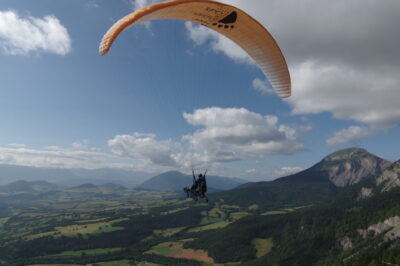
<box><xmin>0</xmin><ymin>164</ymin><xmax>151</xmax><ymax>187</ymax></box>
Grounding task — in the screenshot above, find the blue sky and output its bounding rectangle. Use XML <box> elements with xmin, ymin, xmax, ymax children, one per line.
<box><xmin>0</xmin><ymin>0</ymin><xmax>399</xmax><ymax>180</ymax></box>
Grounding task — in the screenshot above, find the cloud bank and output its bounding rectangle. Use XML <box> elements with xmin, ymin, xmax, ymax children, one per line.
<box><xmin>108</xmin><ymin>107</ymin><xmax>304</xmax><ymax>171</ymax></box>
<box><xmin>0</xmin><ymin>145</ymin><xmax>133</xmax><ymax>170</ymax></box>
<box><xmin>0</xmin><ymin>107</ymin><xmax>304</xmax><ymax>179</ymax></box>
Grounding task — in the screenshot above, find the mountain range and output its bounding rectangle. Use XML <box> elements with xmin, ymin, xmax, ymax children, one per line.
<box><xmin>138</xmin><ymin>170</ymin><xmax>246</xmax><ymax>192</ymax></box>
<box><xmin>0</xmin><ymin>164</ymin><xmax>245</xmax><ymax>191</ymax></box>
<box><xmin>0</xmin><ymin>180</ymin><xmax>58</xmax><ymax>193</ymax></box>
<box><xmin>0</xmin><ymin>147</ymin><xmax>392</xmax><ymax>197</ymax></box>
<box><xmin>0</xmin><ymin>164</ymin><xmax>152</xmax><ymax>187</ymax></box>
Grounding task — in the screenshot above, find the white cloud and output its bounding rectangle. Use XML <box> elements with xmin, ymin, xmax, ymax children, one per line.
<box><xmin>185</xmin><ymin>21</ymin><xmax>217</xmax><ymax>46</ymax></box>
<box><xmin>107</xmin><ymin>107</ymin><xmax>304</xmax><ymax>172</ymax></box>
<box><xmin>326</xmin><ymin>126</ymin><xmax>374</xmax><ymax>146</ymax></box>
<box><xmin>182</xmin><ymin>107</ymin><xmax>304</xmax><ymax>164</ymax></box>
<box><xmin>288</xmin><ymin>61</ymin><xmax>400</xmax><ymax>127</ymax></box>
<box><xmin>86</xmin><ymin>0</ymin><xmax>99</xmax><ymax>9</ymax></box>
<box><xmin>273</xmin><ymin>166</ymin><xmax>304</xmax><ymax>178</ymax></box>
<box><xmin>246</xmin><ymin>168</ymin><xmax>257</xmax><ymax>174</ymax></box>
<box><xmin>108</xmin><ymin>133</ymin><xmax>180</xmax><ymax>167</ymax></box>
<box><xmin>130</xmin><ymin>0</ymin><xmax>162</xmax><ymax>28</ymax></box>
<box><xmin>237</xmin><ymin>165</ymin><xmax>304</xmax><ymax>181</ymax></box>
<box><xmin>184</xmin><ymin>0</ymin><xmax>400</xmax><ymax>127</ymax></box>
<box><xmin>0</xmin><ymin>145</ymin><xmax>134</xmax><ymax>170</ymax></box>
<box><xmin>252</xmin><ymin>78</ymin><xmax>274</xmax><ymax>95</ymax></box>
<box><xmin>43</xmin><ymin>145</ymin><xmax>62</xmax><ymax>151</ymax></box>
<box><xmin>132</xmin><ymin>0</ymin><xmax>153</xmax><ymax>10</ymax></box>
<box><xmin>72</xmin><ymin>139</ymin><xmax>89</xmax><ymax>150</ymax></box>
<box><xmin>298</xmin><ymin>125</ymin><xmax>313</xmax><ymax>132</ymax></box>
<box><xmin>185</xmin><ymin>22</ymin><xmax>252</xmax><ymax>64</ymax></box>
<box><xmin>0</xmin><ymin>10</ymin><xmax>71</xmax><ymax>56</ymax></box>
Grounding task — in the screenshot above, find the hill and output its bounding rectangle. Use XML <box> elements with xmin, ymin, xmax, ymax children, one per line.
<box><xmin>138</xmin><ymin>171</ymin><xmax>246</xmax><ymax>192</ymax></box>
<box><xmin>98</xmin><ymin>183</ymin><xmax>128</xmax><ymax>191</ymax></box>
<box><xmin>67</xmin><ymin>183</ymin><xmax>128</xmax><ymax>193</ymax></box>
<box><xmin>0</xmin><ymin>180</ymin><xmax>58</xmax><ymax>193</ymax></box>
<box><xmin>70</xmin><ymin>183</ymin><xmax>97</xmax><ymax>190</ymax></box>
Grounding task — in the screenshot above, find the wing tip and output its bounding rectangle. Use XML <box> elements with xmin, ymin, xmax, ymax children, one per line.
<box><xmin>99</xmin><ymin>38</ymin><xmax>110</xmax><ymax>55</ymax></box>
<box><xmin>99</xmin><ymin>48</ymin><xmax>108</xmax><ymax>56</ymax></box>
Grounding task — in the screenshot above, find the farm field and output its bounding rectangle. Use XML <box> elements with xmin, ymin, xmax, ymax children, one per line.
<box><xmin>0</xmin><ymin>183</ymin><xmax>316</xmax><ymax>266</ymax></box>
<box><xmin>145</xmin><ymin>239</ymin><xmax>215</xmax><ymax>263</ymax></box>
<box><xmin>0</xmin><ymin>186</ymin><xmax>269</xmax><ymax>265</ymax></box>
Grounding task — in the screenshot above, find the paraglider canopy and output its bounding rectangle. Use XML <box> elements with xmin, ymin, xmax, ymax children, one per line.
<box><xmin>99</xmin><ymin>0</ymin><xmax>291</xmax><ymax>98</ymax></box>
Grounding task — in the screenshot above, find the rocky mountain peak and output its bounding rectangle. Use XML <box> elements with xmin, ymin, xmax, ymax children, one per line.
<box><xmin>322</xmin><ymin>147</ymin><xmax>370</xmax><ymax>162</ymax></box>
<box><xmin>318</xmin><ymin>148</ymin><xmax>391</xmax><ymax>187</ymax></box>
<box><xmin>279</xmin><ymin>148</ymin><xmax>391</xmax><ymax>188</ymax></box>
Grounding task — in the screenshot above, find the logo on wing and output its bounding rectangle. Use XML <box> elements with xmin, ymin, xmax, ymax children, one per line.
<box><xmin>212</xmin><ymin>11</ymin><xmax>237</xmax><ymax>29</ymax></box>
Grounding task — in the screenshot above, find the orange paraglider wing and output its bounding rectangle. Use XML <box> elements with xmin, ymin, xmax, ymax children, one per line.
<box><xmin>99</xmin><ymin>0</ymin><xmax>291</xmax><ymax>98</ymax></box>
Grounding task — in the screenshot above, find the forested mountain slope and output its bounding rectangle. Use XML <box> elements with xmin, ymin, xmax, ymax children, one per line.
<box><xmin>213</xmin><ymin>148</ymin><xmax>391</xmax><ymax>209</ymax></box>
